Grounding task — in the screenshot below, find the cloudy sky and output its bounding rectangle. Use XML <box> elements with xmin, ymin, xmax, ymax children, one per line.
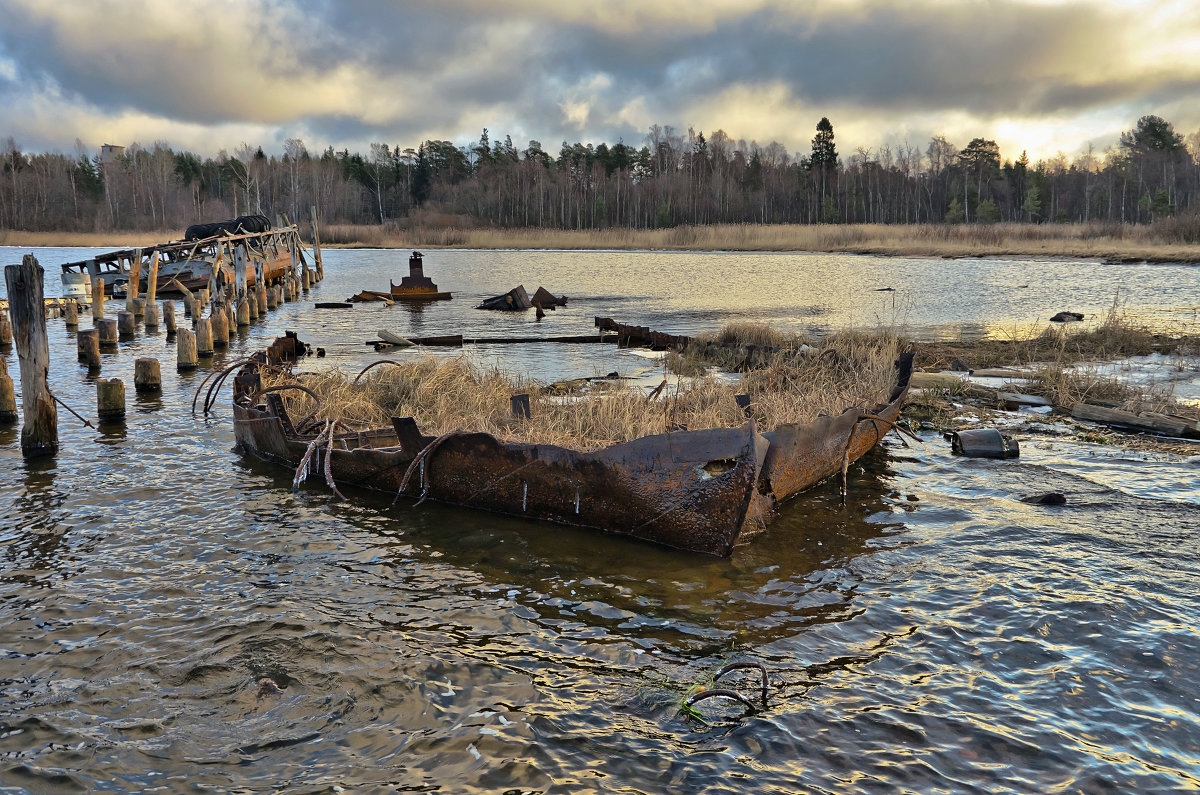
<box><xmin>1</xmin><ymin>0</ymin><xmax>1198</xmax><ymax>164</ymax></box>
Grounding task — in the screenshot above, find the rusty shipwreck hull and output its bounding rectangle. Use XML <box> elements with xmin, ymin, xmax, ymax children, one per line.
<box><xmin>230</xmin><ymin>352</ymin><xmax>913</xmax><ymax>557</ymax></box>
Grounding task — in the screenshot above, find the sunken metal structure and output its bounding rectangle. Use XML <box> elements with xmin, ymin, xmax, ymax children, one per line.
<box><xmin>230</xmin><ymin>348</ymin><xmax>913</xmax><ymax>557</ymax></box>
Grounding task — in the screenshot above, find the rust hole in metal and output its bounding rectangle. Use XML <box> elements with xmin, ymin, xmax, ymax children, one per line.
<box><xmin>702</xmin><ymin>458</ymin><xmax>737</xmax><ymax>477</ymax></box>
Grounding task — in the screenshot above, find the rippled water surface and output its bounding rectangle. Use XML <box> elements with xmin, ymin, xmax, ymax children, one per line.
<box><xmin>2</xmin><ymin>247</ymin><xmax>1199</xmax><ymax>793</ymax></box>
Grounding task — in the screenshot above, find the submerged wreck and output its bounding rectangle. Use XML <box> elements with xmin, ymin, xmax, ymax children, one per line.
<box><xmin>350</xmin><ymin>252</ymin><xmax>451</xmax><ymax>303</ymax></box>
<box><xmin>228</xmin><ymin>341</ymin><xmax>914</xmax><ymax>557</ymax></box>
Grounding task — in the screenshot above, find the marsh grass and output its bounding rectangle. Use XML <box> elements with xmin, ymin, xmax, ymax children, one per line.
<box><xmin>261</xmin><ymin>328</ymin><xmax>901</xmax><ymax>451</ymax></box>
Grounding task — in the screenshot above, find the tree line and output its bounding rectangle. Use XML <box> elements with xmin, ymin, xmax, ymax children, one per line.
<box><xmin>1</xmin><ymin>115</ymin><xmax>1197</xmax><ymax>234</ymax></box>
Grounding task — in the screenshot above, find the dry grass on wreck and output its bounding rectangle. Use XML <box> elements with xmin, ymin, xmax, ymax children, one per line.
<box><xmin>261</xmin><ymin>326</ymin><xmax>901</xmax><ymax>451</ymax></box>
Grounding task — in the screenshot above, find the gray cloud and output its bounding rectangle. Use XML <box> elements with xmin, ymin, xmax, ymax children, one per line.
<box><xmin>0</xmin><ymin>0</ymin><xmax>1196</xmax><ymax>160</ymax></box>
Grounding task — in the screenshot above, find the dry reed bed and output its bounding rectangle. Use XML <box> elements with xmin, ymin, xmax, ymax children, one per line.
<box><xmin>316</xmin><ymin>222</ymin><xmax>1200</xmax><ymax>262</ymax></box>
<box><xmin>261</xmin><ymin>330</ymin><xmax>901</xmax><ymax>452</ymax></box>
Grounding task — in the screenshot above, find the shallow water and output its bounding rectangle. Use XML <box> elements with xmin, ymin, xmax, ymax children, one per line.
<box><xmin>1</xmin><ymin>247</ymin><xmax>1199</xmax><ymax>793</ymax></box>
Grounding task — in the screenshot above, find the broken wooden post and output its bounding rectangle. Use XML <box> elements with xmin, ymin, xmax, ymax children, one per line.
<box><xmin>77</xmin><ymin>329</ymin><xmax>101</xmax><ymax>370</ymax></box>
<box><xmin>117</xmin><ymin>311</ymin><xmax>136</xmax><ymax>340</ymax></box>
<box><xmin>195</xmin><ymin>318</ymin><xmax>214</xmax><ymax>356</ymax></box>
<box><xmin>266</xmin><ymin>286</ymin><xmax>278</xmax><ymax>311</ymax></box>
<box><xmin>163</xmin><ymin>301</ymin><xmax>176</xmax><ymax>334</ymax></box>
<box><xmin>4</xmin><ymin>255</ymin><xmax>57</xmax><ymax>456</ymax></box>
<box><xmin>97</xmin><ymin>317</ymin><xmax>119</xmax><ymax>347</ymax></box>
<box><xmin>0</xmin><ymin>358</ymin><xmax>16</xmax><ymax>425</ymax></box>
<box><xmin>256</xmin><ymin>285</ymin><xmax>268</xmax><ymax>315</ymax></box>
<box><xmin>247</xmin><ymin>293</ymin><xmax>259</xmax><ymax>321</ymax></box>
<box><xmin>301</xmin><ymin>266</ymin><xmax>311</xmax><ymax>292</ymax></box>
<box><xmin>236</xmin><ymin>298</ymin><xmax>250</xmax><ymax>327</ymax></box>
<box><xmin>63</xmin><ymin>299</ymin><xmax>78</xmax><ymax>327</ymax></box>
<box><xmin>511</xmin><ymin>393</ymin><xmax>531</xmax><ymax>419</ymax></box>
<box><xmin>0</xmin><ymin>309</ymin><xmax>11</xmax><ymax>347</ymax></box>
<box><xmin>210</xmin><ymin>308</ymin><xmax>229</xmax><ymax>348</ymax></box>
<box><xmin>97</xmin><ymin>378</ymin><xmax>125</xmax><ymax>420</ymax></box>
<box><xmin>134</xmin><ymin>358</ymin><xmax>161</xmax><ymax>393</ymax></box>
<box><xmin>144</xmin><ymin>300</ymin><xmax>159</xmax><ymax>329</ymax></box>
<box><xmin>91</xmin><ymin>277</ymin><xmax>105</xmax><ymax>320</ymax></box>
<box><xmin>131</xmin><ymin>297</ymin><xmax>146</xmax><ymax>318</ymax></box>
<box><xmin>310</xmin><ymin>205</ymin><xmax>324</xmax><ymax>281</ymax></box>
<box><xmin>145</xmin><ymin>250</ymin><xmax>160</xmax><ymax>306</ymax></box>
<box><xmin>126</xmin><ymin>248</ymin><xmax>142</xmax><ymax>312</ymax></box>
<box><xmin>177</xmin><ymin>328</ymin><xmax>198</xmax><ymax>369</ymax></box>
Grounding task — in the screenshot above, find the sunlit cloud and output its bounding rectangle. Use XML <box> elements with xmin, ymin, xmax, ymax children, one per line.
<box><xmin>0</xmin><ymin>0</ymin><xmax>1197</xmax><ymax>163</ymax></box>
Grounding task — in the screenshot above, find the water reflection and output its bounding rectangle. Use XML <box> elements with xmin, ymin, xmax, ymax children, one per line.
<box><xmin>1</xmin><ymin>456</ymin><xmax>72</xmax><ymax>585</ymax></box>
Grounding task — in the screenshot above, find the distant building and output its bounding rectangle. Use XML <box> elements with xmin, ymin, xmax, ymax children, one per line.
<box><xmin>99</xmin><ymin>144</ymin><xmax>124</xmax><ymax>163</ymax></box>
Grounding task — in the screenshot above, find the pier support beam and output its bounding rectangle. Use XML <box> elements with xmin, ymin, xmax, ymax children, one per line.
<box><xmin>4</xmin><ymin>255</ymin><xmax>57</xmax><ymax>457</ymax></box>
<box><xmin>196</xmin><ymin>318</ymin><xmax>214</xmax><ymax>357</ymax></box>
<box><xmin>163</xmin><ymin>301</ymin><xmax>177</xmax><ymax>334</ymax></box>
<box><xmin>97</xmin><ymin>378</ymin><xmax>125</xmax><ymax>421</ymax></box>
<box><xmin>177</xmin><ymin>329</ymin><xmax>198</xmax><ymax>369</ymax></box>
<box><xmin>117</xmin><ymin>311</ymin><xmax>136</xmax><ymax>340</ymax></box>
<box><xmin>77</xmin><ymin>329</ymin><xmax>100</xmax><ymax>370</ymax></box>
<box><xmin>134</xmin><ymin>358</ymin><xmax>161</xmax><ymax>393</ymax></box>
<box><xmin>92</xmin><ymin>277</ymin><xmax>105</xmax><ymax>321</ymax></box>
<box><xmin>63</xmin><ymin>299</ymin><xmax>78</xmax><ymax>327</ymax></box>
<box><xmin>0</xmin><ymin>358</ymin><xmax>16</xmax><ymax>425</ymax></box>
<box><xmin>97</xmin><ymin>318</ymin><xmax>119</xmax><ymax>347</ymax></box>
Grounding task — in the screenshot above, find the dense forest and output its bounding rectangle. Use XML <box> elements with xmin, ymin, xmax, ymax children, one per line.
<box><xmin>1</xmin><ymin>115</ymin><xmax>1197</xmax><ymax>234</ymax></box>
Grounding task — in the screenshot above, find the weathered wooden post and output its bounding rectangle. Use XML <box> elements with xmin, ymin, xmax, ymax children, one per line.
<box><xmin>144</xmin><ymin>300</ymin><xmax>159</xmax><ymax>329</ymax></box>
<box><xmin>63</xmin><ymin>299</ymin><xmax>78</xmax><ymax>327</ymax></box>
<box><xmin>132</xmin><ymin>297</ymin><xmax>146</xmax><ymax>318</ymax></box>
<box><xmin>0</xmin><ymin>357</ymin><xmax>16</xmax><ymax>425</ymax></box>
<box><xmin>196</xmin><ymin>318</ymin><xmax>214</xmax><ymax>356</ymax></box>
<box><xmin>145</xmin><ymin>250</ymin><xmax>160</xmax><ymax>305</ymax></box>
<box><xmin>117</xmin><ymin>311</ymin><xmax>136</xmax><ymax>340</ymax></box>
<box><xmin>0</xmin><ymin>309</ymin><xmax>11</xmax><ymax>346</ymax></box>
<box><xmin>77</xmin><ymin>329</ymin><xmax>101</xmax><ymax>370</ymax></box>
<box><xmin>126</xmin><ymin>248</ymin><xmax>142</xmax><ymax>313</ymax></box>
<box><xmin>310</xmin><ymin>205</ymin><xmax>324</xmax><ymax>281</ymax></box>
<box><xmin>4</xmin><ymin>255</ymin><xmax>57</xmax><ymax>456</ymax></box>
<box><xmin>134</xmin><ymin>358</ymin><xmax>161</xmax><ymax>393</ymax></box>
<box><xmin>177</xmin><ymin>328</ymin><xmax>198</xmax><ymax>369</ymax></box>
<box><xmin>210</xmin><ymin>309</ymin><xmax>229</xmax><ymax>348</ymax></box>
<box><xmin>236</xmin><ymin>298</ymin><xmax>250</xmax><ymax>327</ymax></box>
<box><xmin>247</xmin><ymin>293</ymin><xmax>259</xmax><ymax>321</ymax></box>
<box><xmin>256</xmin><ymin>285</ymin><xmax>268</xmax><ymax>315</ymax></box>
<box><xmin>97</xmin><ymin>317</ymin><xmax>119</xmax><ymax>347</ymax></box>
<box><xmin>301</xmin><ymin>266</ymin><xmax>311</xmax><ymax>292</ymax></box>
<box><xmin>163</xmin><ymin>301</ymin><xmax>177</xmax><ymax>334</ymax></box>
<box><xmin>91</xmin><ymin>277</ymin><xmax>105</xmax><ymax>321</ymax></box>
<box><xmin>97</xmin><ymin>378</ymin><xmax>125</xmax><ymax>420</ymax></box>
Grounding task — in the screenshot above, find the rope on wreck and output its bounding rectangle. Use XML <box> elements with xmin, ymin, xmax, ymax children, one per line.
<box><xmin>393</xmin><ymin>430</ymin><xmax>468</xmax><ymax>507</ymax></box>
<box><xmin>840</xmin><ymin>413</ymin><xmax>923</xmax><ymax>506</ymax></box>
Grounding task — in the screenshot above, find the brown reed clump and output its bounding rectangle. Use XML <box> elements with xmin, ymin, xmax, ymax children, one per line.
<box><xmin>260</xmin><ymin>329</ymin><xmax>902</xmax><ymax>451</ymax></box>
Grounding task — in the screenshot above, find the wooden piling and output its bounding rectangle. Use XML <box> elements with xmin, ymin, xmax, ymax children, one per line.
<box><xmin>63</xmin><ymin>299</ymin><xmax>78</xmax><ymax>327</ymax></box>
<box><xmin>226</xmin><ymin>302</ymin><xmax>237</xmax><ymax>332</ymax></box>
<box><xmin>132</xmin><ymin>297</ymin><xmax>146</xmax><ymax>318</ymax></box>
<box><xmin>77</xmin><ymin>329</ymin><xmax>101</xmax><ymax>370</ymax></box>
<box><xmin>145</xmin><ymin>250</ymin><xmax>160</xmax><ymax>306</ymax></box>
<box><xmin>4</xmin><ymin>255</ymin><xmax>57</xmax><ymax>456</ymax></box>
<box><xmin>0</xmin><ymin>368</ymin><xmax>15</xmax><ymax>424</ymax></box>
<box><xmin>134</xmin><ymin>358</ymin><xmax>161</xmax><ymax>393</ymax></box>
<box><xmin>117</xmin><ymin>311</ymin><xmax>136</xmax><ymax>339</ymax></box>
<box><xmin>97</xmin><ymin>378</ymin><xmax>125</xmax><ymax>420</ymax></box>
<box><xmin>0</xmin><ymin>310</ymin><xmax>11</xmax><ymax>346</ymax></box>
<box><xmin>177</xmin><ymin>328</ymin><xmax>198</xmax><ymax>369</ymax></box>
<box><xmin>247</xmin><ymin>293</ymin><xmax>259</xmax><ymax>321</ymax></box>
<box><xmin>210</xmin><ymin>309</ymin><xmax>229</xmax><ymax>348</ymax></box>
<box><xmin>196</xmin><ymin>318</ymin><xmax>214</xmax><ymax>356</ymax></box>
<box><xmin>126</xmin><ymin>248</ymin><xmax>142</xmax><ymax>312</ymax></box>
<box><xmin>310</xmin><ymin>205</ymin><xmax>324</xmax><ymax>281</ymax></box>
<box><xmin>144</xmin><ymin>301</ymin><xmax>159</xmax><ymax>329</ymax></box>
<box><xmin>163</xmin><ymin>301</ymin><xmax>177</xmax><ymax>334</ymax></box>
<box><xmin>266</xmin><ymin>286</ymin><xmax>278</xmax><ymax>310</ymax></box>
<box><xmin>92</xmin><ymin>277</ymin><xmax>105</xmax><ymax>320</ymax></box>
<box><xmin>256</xmin><ymin>285</ymin><xmax>268</xmax><ymax>315</ymax></box>
<box><xmin>97</xmin><ymin>318</ymin><xmax>119</xmax><ymax>346</ymax></box>
<box><xmin>236</xmin><ymin>298</ymin><xmax>250</xmax><ymax>327</ymax></box>
<box><xmin>302</xmin><ymin>266</ymin><xmax>311</xmax><ymax>292</ymax></box>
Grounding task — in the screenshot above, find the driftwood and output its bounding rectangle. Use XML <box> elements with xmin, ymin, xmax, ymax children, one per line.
<box><xmin>1071</xmin><ymin>403</ymin><xmax>1198</xmax><ymax>437</ymax></box>
<box><xmin>4</xmin><ymin>255</ymin><xmax>57</xmax><ymax>456</ymax></box>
